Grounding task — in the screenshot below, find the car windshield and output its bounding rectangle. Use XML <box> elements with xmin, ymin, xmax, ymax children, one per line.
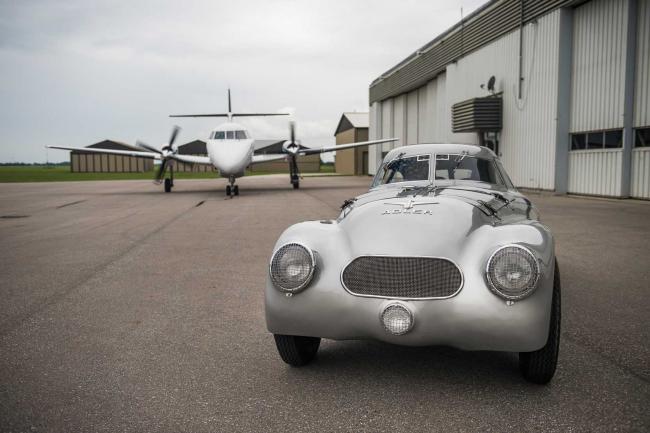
<box><xmin>435</xmin><ymin>154</ymin><xmax>504</xmax><ymax>186</ymax></box>
<box><xmin>372</xmin><ymin>154</ymin><xmax>430</xmax><ymax>187</ymax></box>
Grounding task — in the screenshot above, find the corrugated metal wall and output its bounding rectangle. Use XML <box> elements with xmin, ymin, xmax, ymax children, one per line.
<box><xmin>568</xmin><ymin>150</ymin><xmax>623</xmax><ymax>196</ymax></box>
<box><xmin>570</xmin><ymin>0</ymin><xmax>627</xmax><ymax>132</ymax></box>
<box><xmin>381</xmin><ymin>99</ymin><xmax>393</xmax><ymax>154</ymax></box>
<box><xmin>393</xmin><ymin>94</ymin><xmax>406</xmax><ymax>148</ymax></box>
<box><xmin>368</xmin><ymin>102</ymin><xmax>380</xmax><ymax>174</ymax></box>
<box><xmin>406</xmin><ymin>90</ymin><xmax>418</xmax><ymax>145</ymax></box>
<box><xmin>631</xmin><ymin>149</ymin><xmax>650</xmax><ymax>198</ymax></box>
<box><xmin>371</xmin><ymin>11</ymin><xmax>560</xmax><ymax>189</ymax></box>
<box><xmin>635</xmin><ymin>0</ymin><xmax>650</xmax><ymax>127</ymax></box>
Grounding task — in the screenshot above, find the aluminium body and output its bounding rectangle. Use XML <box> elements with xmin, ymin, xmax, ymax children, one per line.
<box><xmin>265</xmin><ymin>143</ymin><xmax>561</xmax><ymax>384</ymax></box>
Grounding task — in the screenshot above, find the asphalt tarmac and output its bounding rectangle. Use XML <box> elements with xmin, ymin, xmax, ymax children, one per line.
<box><xmin>0</xmin><ymin>176</ymin><xmax>648</xmax><ymax>432</ymax></box>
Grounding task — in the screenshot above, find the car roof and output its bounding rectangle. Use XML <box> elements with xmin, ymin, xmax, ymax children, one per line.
<box><xmin>384</xmin><ymin>143</ymin><xmax>496</xmax><ymax>160</ymax></box>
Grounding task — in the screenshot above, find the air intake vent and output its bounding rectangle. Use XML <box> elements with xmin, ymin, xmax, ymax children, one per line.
<box><xmin>342</xmin><ymin>256</ymin><xmax>463</xmax><ymax>299</ymax></box>
<box><xmin>452</xmin><ymin>96</ymin><xmax>502</xmax><ymax>133</ymax></box>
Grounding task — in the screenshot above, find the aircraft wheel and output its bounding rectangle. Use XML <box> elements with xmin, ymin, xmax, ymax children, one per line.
<box><xmin>226</xmin><ymin>185</ymin><xmax>232</xmax><ymax>196</ymax></box>
<box><xmin>164</xmin><ymin>178</ymin><xmax>172</xmax><ymax>193</ymax></box>
<box><xmin>234</xmin><ymin>185</ymin><xmax>239</xmax><ymax>196</ymax></box>
<box><xmin>293</xmin><ymin>180</ymin><xmax>300</xmax><ymax>189</ymax></box>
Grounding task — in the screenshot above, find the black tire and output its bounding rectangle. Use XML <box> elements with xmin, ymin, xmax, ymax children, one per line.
<box><xmin>273</xmin><ymin>334</ymin><xmax>320</xmax><ymax>366</ymax></box>
<box><xmin>519</xmin><ymin>259</ymin><xmax>561</xmax><ymax>384</ymax></box>
<box><xmin>234</xmin><ymin>185</ymin><xmax>239</xmax><ymax>196</ymax></box>
<box><xmin>292</xmin><ymin>180</ymin><xmax>300</xmax><ymax>189</ymax></box>
<box><xmin>164</xmin><ymin>178</ymin><xmax>172</xmax><ymax>193</ymax></box>
<box><xmin>226</xmin><ymin>185</ymin><xmax>231</xmax><ymax>196</ymax></box>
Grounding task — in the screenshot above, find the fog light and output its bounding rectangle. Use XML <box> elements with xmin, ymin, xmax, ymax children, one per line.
<box><xmin>381</xmin><ymin>303</ymin><xmax>413</xmax><ymax>335</ymax></box>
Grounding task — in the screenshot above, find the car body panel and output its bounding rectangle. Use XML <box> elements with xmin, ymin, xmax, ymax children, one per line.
<box><xmin>265</xmin><ymin>143</ymin><xmax>556</xmax><ymax>352</ymax></box>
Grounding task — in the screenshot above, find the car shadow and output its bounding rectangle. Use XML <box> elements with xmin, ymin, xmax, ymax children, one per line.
<box><xmin>283</xmin><ymin>340</ymin><xmax>542</xmax><ymax>390</ymax></box>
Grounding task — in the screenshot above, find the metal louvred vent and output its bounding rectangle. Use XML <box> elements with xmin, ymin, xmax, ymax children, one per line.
<box><xmin>452</xmin><ymin>97</ymin><xmax>502</xmax><ymax>133</ymax></box>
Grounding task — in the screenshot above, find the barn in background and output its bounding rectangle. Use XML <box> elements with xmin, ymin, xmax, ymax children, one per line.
<box><xmin>70</xmin><ymin>140</ymin><xmax>153</xmax><ymax>173</ymax></box>
<box><xmin>334</xmin><ymin>112</ymin><xmax>370</xmax><ymax>175</ymax></box>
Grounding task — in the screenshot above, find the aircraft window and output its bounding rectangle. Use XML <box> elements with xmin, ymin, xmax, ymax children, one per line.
<box><xmin>235</xmin><ymin>130</ymin><xmax>247</xmax><ymax>139</ymax></box>
<box><xmin>214</xmin><ymin>131</ymin><xmax>225</xmax><ymax>140</ymax></box>
<box><xmin>226</xmin><ymin>131</ymin><xmax>234</xmax><ymax>139</ymax></box>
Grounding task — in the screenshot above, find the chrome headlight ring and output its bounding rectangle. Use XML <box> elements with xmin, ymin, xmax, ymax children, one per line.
<box><xmin>269</xmin><ymin>242</ymin><xmax>316</xmax><ymax>293</ymax></box>
<box><xmin>486</xmin><ymin>244</ymin><xmax>540</xmax><ymax>301</ymax></box>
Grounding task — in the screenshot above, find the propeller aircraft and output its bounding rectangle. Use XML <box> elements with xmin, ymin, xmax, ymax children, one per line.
<box><xmin>48</xmin><ymin>90</ymin><xmax>397</xmax><ymax>196</ymax></box>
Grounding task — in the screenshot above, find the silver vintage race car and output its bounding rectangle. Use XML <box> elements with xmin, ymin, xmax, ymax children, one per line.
<box><xmin>265</xmin><ymin>143</ymin><xmax>560</xmax><ymax>384</ymax></box>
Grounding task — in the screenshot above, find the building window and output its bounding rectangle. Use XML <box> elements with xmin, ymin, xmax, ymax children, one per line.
<box><xmin>571</xmin><ymin>133</ymin><xmax>586</xmax><ymax>150</ymax></box>
<box><xmin>570</xmin><ymin>129</ymin><xmax>623</xmax><ymax>151</ymax></box>
<box><xmin>635</xmin><ymin>127</ymin><xmax>650</xmax><ymax>148</ymax></box>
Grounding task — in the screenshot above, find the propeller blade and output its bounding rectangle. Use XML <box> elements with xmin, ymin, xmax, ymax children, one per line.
<box><xmin>168</xmin><ymin>125</ymin><xmax>181</xmax><ymax>148</ymax></box>
<box><xmin>154</xmin><ymin>159</ymin><xmax>168</xmax><ymax>184</ymax></box>
<box><xmin>136</xmin><ymin>141</ymin><xmax>162</xmax><ymax>154</ymax></box>
<box><xmin>289</xmin><ymin>121</ymin><xmax>296</xmax><ymax>145</ymax></box>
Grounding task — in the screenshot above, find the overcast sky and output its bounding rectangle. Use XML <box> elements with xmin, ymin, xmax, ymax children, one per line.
<box><xmin>0</xmin><ymin>0</ymin><xmax>486</xmax><ymax>163</ymax></box>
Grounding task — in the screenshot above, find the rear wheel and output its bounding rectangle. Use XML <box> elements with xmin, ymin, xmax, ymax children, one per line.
<box><xmin>519</xmin><ymin>259</ymin><xmax>561</xmax><ymax>384</ymax></box>
<box><xmin>234</xmin><ymin>185</ymin><xmax>239</xmax><ymax>196</ymax></box>
<box><xmin>273</xmin><ymin>334</ymin><xmax>320</xmax><ymax>366</ymax></box>
<box><xmin>164</xmin><ymin>178</ymin><xmax>172</xmax><ymax>193</ymax></box>
<box><xmin>226</xmin><ymin>185</ymin><xmax>231</xmax><ymax>196</ymax></box>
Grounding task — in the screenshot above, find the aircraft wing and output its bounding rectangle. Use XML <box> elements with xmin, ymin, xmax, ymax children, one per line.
<box><xmin>298</xmin><ymin>138</ymin><xmax>398</xmax><ymax>156</ymax></box>
<box><xmin>170</xmin><ymin>154</ymin><xmax>212</xmax><ymax>165</ymax></box>
<box><xmin>251</xmin><ymin>154</ymin><xmax>287</xmax><ymax>164</ymax></box>
<box><xmin>47</xmin><ymin>145</ymin><xmax>160</xmax><ymax>159</ymax></box>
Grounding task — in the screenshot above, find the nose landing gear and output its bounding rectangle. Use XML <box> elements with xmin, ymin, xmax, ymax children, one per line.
<box><xmin>164</xmin><ymin>166</ymin><xmax>174</xmax><ymax>193</ymax></box>
<box><xmin>226</xmin><ymin>175</ymin><xmax>239</xmax><ymax>197</ymax></box>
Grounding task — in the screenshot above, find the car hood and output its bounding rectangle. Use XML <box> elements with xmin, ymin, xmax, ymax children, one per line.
<box><xmin>336</xmin><ymin>184</ymin><xmax>534</xmax><ymax>258</ymax></box>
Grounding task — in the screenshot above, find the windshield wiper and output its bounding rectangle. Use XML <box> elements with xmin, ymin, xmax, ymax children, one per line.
<box><xmin>450</xmin><ymin>152</ymin><xmax>468</xmax><ymax>178</ymax></box>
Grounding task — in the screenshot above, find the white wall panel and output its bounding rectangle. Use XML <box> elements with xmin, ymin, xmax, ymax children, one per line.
<box><xmin>635</xmin><ymin>0</ymin><xmax>650</xmax><ymax>127</ymax></box>
<box><xmin>381</xmin><ymin>98</ymin><xmax>393</xmax><ymax>153</ymax></box>
<box><xmin>417</xmin><ymin>86</ymin><xmax>428</xmax><ymax>143</ymax></box>
<box><xmin>631</xmin><ymin>148</ymin><xmax>650</xmax><ymax>198</ymax></box>
<box><xmin>368</xmin><ymin>101</ymin><xmax>380</xmax><ymax>174</ymax></box>
<box><xmin>568</xmin><ymin>150</ymin><xmax>623</xmax><ymax>196</ymax></box>
<box><xmin>393</xmin><ymin>94</ymin><xmax>406</xmax><ymax>149</ymax></box>
<box><xmin>406</xmin><ymin>90</ymin><xmax>418</xmax><ymax>145</ymax></box>
<box><xmin>443</xmin><ymin>10</ymin><xmax>561</xmax><ymax>190</ymax></box>
<box><xmin>571</xmin><ymin>0</ymin><xmax>627</xmax><ymax>132</ymax></box>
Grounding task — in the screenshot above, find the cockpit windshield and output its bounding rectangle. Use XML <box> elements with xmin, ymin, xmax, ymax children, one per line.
<box><xmin>434</xmin><ymin>154</ymin><xmax>505</xmax><ymax>186</ymax></box>
<box><xmin>212</xmin><ymin>130</ymin><xmax>248</xmax><ymax>140</ymax></box>
<box><xmin>371</xmin><ymin>154</ymin><xmax>430</xmax><ymax>187</ymax></box>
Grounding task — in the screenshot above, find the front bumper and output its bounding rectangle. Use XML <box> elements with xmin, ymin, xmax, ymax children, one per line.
<box><xmin>265</xmin><ymin>267</ymin><xmax>553</xmax><ymax>352</ymax></box>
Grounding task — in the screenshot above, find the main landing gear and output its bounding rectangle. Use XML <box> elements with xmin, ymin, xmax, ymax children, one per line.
<box><xmin>164</xmin><ymin>166</ymin><xmax>174</xmax><ymax>193</ymax></box>
<box><xmin>289</xmin><ymin>155</ymin><xmax>300</xmax><ymax>189</ymax></box>
<box><xmin>226</xmin><ymin>175</ymin><xmax>239</xmax><ymax>197</ymax></box>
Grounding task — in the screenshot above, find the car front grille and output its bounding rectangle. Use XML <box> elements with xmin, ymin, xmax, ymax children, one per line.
<box><xmin>341</xmin><ymin>256</ymin><xmax>463</xmax><ymax>299</ymax></box>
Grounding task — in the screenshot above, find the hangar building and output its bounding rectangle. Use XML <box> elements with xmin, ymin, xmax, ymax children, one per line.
<box><xmin>368</xmin><ymin>0</ymin><xmax>650</xmax><ymax>199</ymax></box>
<box><xmin>70</xmin><ymin>140</ymin><xmax>153</xmax><ymax>173</ymax></box>
<box><xmin>334</xmin><ymin>112</ymin><xmax>370</xmax><ymax>175</ymax></box>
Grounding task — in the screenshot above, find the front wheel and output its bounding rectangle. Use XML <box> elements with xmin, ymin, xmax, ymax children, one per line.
<box><xmin>164</xmin><ymin>178</ymin><xmax>172</xmax><ymax>193</ymax></box>
<box><xmin>273</xmin><ymin>334</ymin><xmax>320</xmax><ymax>366</ymax></box>
<box><xmin>519</xmin><ymin>259</ymin><xmax>561</xmax><ymax>384</ymax></box>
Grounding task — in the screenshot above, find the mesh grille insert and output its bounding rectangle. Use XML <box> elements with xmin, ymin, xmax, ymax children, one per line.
<box><xmin>342</xmin><ymin>256</ymin><xmax>462</xmax><ymax>299</ymax></box>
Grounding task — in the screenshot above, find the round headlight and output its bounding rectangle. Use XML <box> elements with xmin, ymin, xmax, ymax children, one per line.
<box><xmin>270</xmin><ymin>243</ymin><xmax>315</xmax><ymax>293</ymax></box>
<box><xmin>486</xmin><ymin>245</ymin><xmax>540</xmax><ymax>300</ymax></box>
